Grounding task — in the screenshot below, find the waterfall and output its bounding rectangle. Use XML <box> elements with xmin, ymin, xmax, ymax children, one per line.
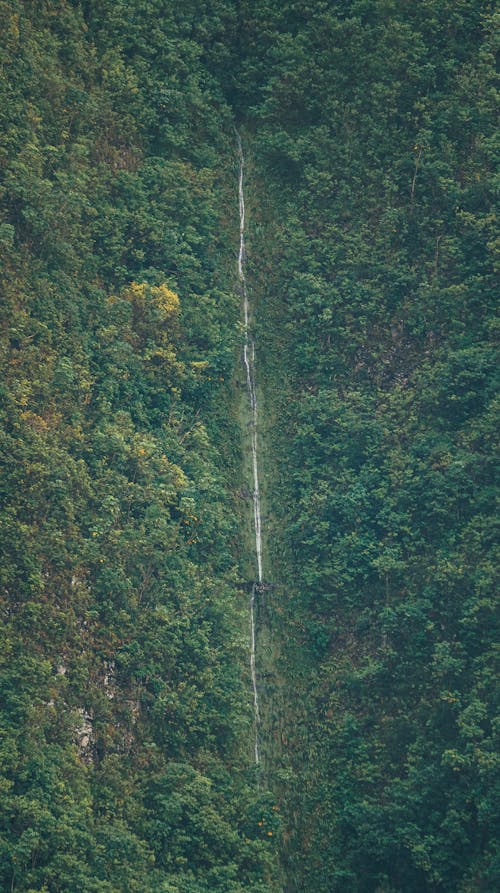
<box><xmin>236</xmin><ymin>132</ymin><xmax>263</xmax><ymax>766</ymax></box>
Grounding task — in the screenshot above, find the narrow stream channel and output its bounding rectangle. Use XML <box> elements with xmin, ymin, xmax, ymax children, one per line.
<box><xmin>236</xmin><ymin>132</ymin><xmax>263</xmax><ymax>767</ymax></box>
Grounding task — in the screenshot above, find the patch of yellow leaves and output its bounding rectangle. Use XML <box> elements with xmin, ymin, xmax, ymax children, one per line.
<box><xmin>127</xmin><ymin>282</ymin><xmax>180</xmax><ymax>319</ymax></box>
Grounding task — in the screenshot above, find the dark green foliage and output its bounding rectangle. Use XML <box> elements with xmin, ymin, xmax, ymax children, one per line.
<box><xmin>237</xmin><ymin>2</ymin><xmax>498</xmax><ymax>890</ymax></box>
<box><xmin>0</xmin><ymin>1</ymin><xmax>497</xmax><ymax>891</ymax></box>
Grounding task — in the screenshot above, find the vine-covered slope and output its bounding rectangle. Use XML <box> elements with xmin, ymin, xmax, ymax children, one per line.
<box><xmin>0</xmin><ymin>2</ymin><xmax>497</xmax><ymax>892</ymax></box>
<box><xmin>0</xmin><ymin>2</ymin><xmax>280</xmax><ymax>890</ymax></box>
<box><xmin>239</xmin><ymin>2</ymin><xmax>498</xmax><ymax>891</ymax></box>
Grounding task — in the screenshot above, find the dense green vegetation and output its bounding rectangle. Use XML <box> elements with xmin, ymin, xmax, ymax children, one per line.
<box><xmin>239</xmin><ymin>2</ymin><xmax>498</xmax><ymax>891</ymax></box>
<box><xmin>0</xmin><ymin>2</ymin><xmax>279</xmax><ymax>890</ymax></box>
<box><xmin>0</xmin><ymin>1</ymin><xmax>497</xmax><ymax>891</ymax></box>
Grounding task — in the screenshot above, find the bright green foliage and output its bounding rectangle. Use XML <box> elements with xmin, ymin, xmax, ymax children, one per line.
<box><xmin>0</xmin><ymin>1</ymin><xmax>277</xmax><ymax>890</ymax></box>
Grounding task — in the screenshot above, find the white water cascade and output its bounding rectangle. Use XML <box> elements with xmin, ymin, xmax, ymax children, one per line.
<box><xmin>236</xmin><ymin>132</ymin><xmax>263</xmax><ymax>767</ymax></box>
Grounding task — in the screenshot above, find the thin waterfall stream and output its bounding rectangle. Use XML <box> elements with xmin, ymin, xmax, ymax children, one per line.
<box><xmin>236</xmin><ymin>132</ymin><xmax>263</xmax><ymax>767</ymax></box>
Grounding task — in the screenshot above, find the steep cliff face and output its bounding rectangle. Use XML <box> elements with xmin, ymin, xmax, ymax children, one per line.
<box><xmin>239</xmin><ymin>3</ymin><xmax>498</xmax><ymax>891</ymax></box>
<box><xmin>0</xmin><ymin>2</ymin><xmax>497</xmax><ymax>891</ymax></box>
<box><xmin>0</xmin><ymin>3</ymin><xmax>282</xmax><ymax>890</ymax></box>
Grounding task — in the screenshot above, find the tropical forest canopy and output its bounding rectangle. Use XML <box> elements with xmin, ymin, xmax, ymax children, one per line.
<box><xmin>0</xmin><ymin>2</ymin><xmax>497</xmax><ymax>892</ymax></box>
